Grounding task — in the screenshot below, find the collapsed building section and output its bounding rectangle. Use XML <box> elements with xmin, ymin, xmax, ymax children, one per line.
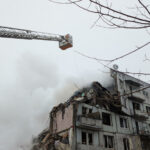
<box><xmin>31</xmin><ymin>69</ymin><xmax>150</xmax><ymax>150</ymax></box>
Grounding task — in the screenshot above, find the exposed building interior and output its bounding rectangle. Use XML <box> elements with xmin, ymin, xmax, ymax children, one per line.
<box><xmin>31</xmin><ymin>69</ymin><xmax>150</xmax><ymax>150</ymax></box>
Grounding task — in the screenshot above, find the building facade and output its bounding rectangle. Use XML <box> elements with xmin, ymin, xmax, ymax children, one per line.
<box><xmin>110</xmin><ymin>69</ymin><xmax>150</xmax><ymax>150</ymax></box>
<box><xmin>32</xmin><ymin>69</ymin><xmax>150</xmax><ymax>150</ymax></box>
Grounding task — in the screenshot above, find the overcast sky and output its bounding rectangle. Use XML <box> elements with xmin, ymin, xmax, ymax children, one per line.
<box><xmin>0</xmin><ymin>0</ymin><xmax>150</xmax><ymax>149</ymax></box>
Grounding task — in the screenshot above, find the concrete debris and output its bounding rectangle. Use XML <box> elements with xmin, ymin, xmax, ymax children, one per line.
<box><xmin>31</xmin><ymin>76</ymin><xmax>150</xmax><ymax>150</ymax></box>
<box><xmin>31</xmin><ymin>129</ymin><xmax>71</xmax><ymax>150</ymax></box>
<box><xmin>31</xmin><ymin>69</ymin><xmax>150</xmax><ymax>150</ymax></box>
<box><xmin>31</xmin><ymin>81</ymin><xmax>122</xmax><ymax>150</ymax></box>
<box><xmin>50</xmin><ymin>82</ymin><xmax>121</xmax><ymax>116</ymax></box>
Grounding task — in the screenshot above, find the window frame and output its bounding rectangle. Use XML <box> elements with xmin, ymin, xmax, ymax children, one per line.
<box><xmin>104</xmin><ymin>135</ymin><xmax>114</xmax><ymax>148</ymax></box>
<box><xmin>81</xmin><ymin>132</ymin><xmax>87</xmax><ymax>144</ymax></box>
<box><xmin>146</xmin><ymin>106</ymin><xmax>150</xmax><ymax>113</ymax></box>
<box><xmin>120</xmin><ymin>117</ymin><xmax>128</xmax><ymax>128</ymax></box>
<box><xmin>133</xmin><ymin>102</ymin><xmax>141</xmax><ymax>110</ymax></box>
<box><xmin>82</xmin><ymin>106</ymin><xmax>92</xmax><ymax>115</ymax></box>
<box><xmin>81</xmin><ymin>131</ymin><xmax>94</xmax><ymax>145</ymax></box>
<box><xmin>123</xmin><ymin>138</ymin><xmax>130</xmax><ymax>150</ymax></box>
<box><xmin>82</xmin><ymin>107</ymin><xmax>87</xmax><ymax>115</ymax></box>
<box><xmin>102</xmin><ymin>112</ymin><xmax>112</xmax><ymax>126</ymax></box>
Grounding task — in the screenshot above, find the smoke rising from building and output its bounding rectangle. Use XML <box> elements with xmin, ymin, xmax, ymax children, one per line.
<box><xmin>0</xmin><ymin>51</ymin><xmax>112</xmax><ymax>150</ymax></box>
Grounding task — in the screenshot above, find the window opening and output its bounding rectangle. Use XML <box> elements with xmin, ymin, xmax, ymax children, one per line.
<box><xmin>89</xmin><ymin>108</ymin><xmax>92</xmax><ymax>114</ymax></box>
<box><xmin>88</xmin><ymin>133</ymin><xmax>93</xmax><ymax>145</ymax></box>
<box><xmin>146</xmin><ymin>106</ymin><xmax>150</xmax><ymax>113</ymax></box>
<box><xmin>102</xmin><ymin>112</ymin><xmax>111</xmax><ymax>126</ymax></box>
<box><xmin>123</xmin><ymin>138</ymin><xmax>130</xmax><ymax>150</ymax></box>
<box><xmin>81</xmin><ymin>132</ymin><xmax>93</xmax><ymax>145</ymax></box>
<box><xmin>133</xmin><ymin>102</ymin><xmax>140</xmax><ymax>110</ymax></box>
<box><xmin>82</xmin><ymin>132</ymin><xmax>87</xmax><ymax>144</ymax></box>
<box><xmin>82</xmin><ymin>107</ymin><xmax>87</xmax><ymax>115</ymax></box>
<box><xmin>135</xmin><ymin>121</ymin><xmax>139</xmax><ymax>134</ymax></box>
<box><xmin>120</xmin><ymin>117</ymin><xmax>128</xmax><ymax>128</ymax></box>
<box><xmin>104</xmin><ymin>135</ymin><xmax>114</xmax><ymax>148</ymax></box>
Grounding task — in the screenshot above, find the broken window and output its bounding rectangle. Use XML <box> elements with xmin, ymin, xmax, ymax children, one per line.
<box><xmin>120</xmin><ymin>117</ymin><xmax>128</xmax><ymax>128</ymax></box>
<box><xmin>82</xmin><ymin>132</ymin><xmax>87</xmax><ymax>144</ymax></box>
<box><xmin>123</xmin><ymin>138</ymin><xmax>130</xmax><ymax>150</ymax></box>
<box><xmin>146</xmin><ymin>106</ymin><xmax>150</xmax><ymax>113</ymax></box>
<box><xmin>82</xmin><ymin>107</ymin><xmax>87</xmax><ymax>115</ymax></box>
<box><xmin>81</xmin><ymin>132</ymin><xmax>93</xmax><ymax>145</ymax></box>
<box><xmin>120</xmin><ymin>118</ymin><xmax>124</xmax><ymax>128</ymax></box>
<box><xmin>82</xmin><ymin>107</ymin><xmax>92</xmax><ymax>115</ymax></box>
<box><xmin>102</xmin><ymin>112</ymin><xmax>112</xmax><ymax>126</ymax></box>
<box><xmin>135</xmin><ymin>121</ymin><xmax>139</xmax><ymax>134</ymax></box>
<box><xmin>104</xmin><ymin>135</ymin><xmax>114</xmax><ymax>148</ymax></box>
<box><xmin>89</xmin><ymin>108</ymin><xmax>92</xmax><ymax>114</ymax></box>
<box><xmin>88</xmin><ymin>133</ymin><xmax>93</xmax><ymax>145</ymax></box>
<box><xmin>133</xmin><ymin>102</ymin><xmax>140</xmax><ymax>110</ymax></box>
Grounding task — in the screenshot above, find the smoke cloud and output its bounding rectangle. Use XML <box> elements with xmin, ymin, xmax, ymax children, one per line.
<box><xmin>0</xmin><ymin>51</ymin><xmax>113</xmax><ymax>150</ymax></box>
<box><xmin>0</xmin><ymin>52</ymin><xmax>60</xmax><ymax>150</ymax></box>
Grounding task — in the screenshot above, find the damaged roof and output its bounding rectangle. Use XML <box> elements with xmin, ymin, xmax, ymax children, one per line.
<box><xmin>50</xmin><ymin>81</ymin><xmax>122</xmax><ymax>116</ymax></box>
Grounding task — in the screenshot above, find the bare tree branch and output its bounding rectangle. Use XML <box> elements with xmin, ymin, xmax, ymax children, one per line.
<box><xmin>53</xmin><ymin>0</ymin><xmax>150</xmax><ymax>29</ymax></box>
<box><xmin>49</xmin><ymin>0</ymin><xmax>81</xmax><ymax>4</ymax></box>
<box><xmin>119</xmin><ymin>84</ymin><xmax>150</xmax><ymax>97</ymax></box>
<box><xmin>74</xmin><ymin>50</ymin><xmax>111</xmax><ymax>62</ymax></box>
<box><xmin>110</xmin><ymin>41</ymin><xmax>150</xmax><ymax>62</ymax></box>
<box><xmin>138</xmin><ymin>0</ymin><xmax>150</xmax><ymax>16</ymax></box>
<box><xmin>50</xmin><ymin>0</ymin><xmax>150</xmax><ymax>29</ymax></box>
<box><xmin>89</xmin><ymin>0</ymin><xmax>150</xmax><ymax>22</ymax></box>
<box><xmin>51</xmin><ymin>0</ymin><xmax>150</xmax><ymax>79</ymax></box>
<box><xmin>75</xmin><ymin>41</ymin><xmax>150</xmax><ymax>63</ymax></box>
<box><xmin>143</xmin><ymin>53</ymin><xmax>150</xmax><ymax>62</ymax></box>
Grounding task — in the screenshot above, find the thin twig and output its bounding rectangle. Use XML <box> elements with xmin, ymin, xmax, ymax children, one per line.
<box><xmin>75</xmin><ymin>41</ymin><xmax>150</xmax><ymax>63</ymax></box>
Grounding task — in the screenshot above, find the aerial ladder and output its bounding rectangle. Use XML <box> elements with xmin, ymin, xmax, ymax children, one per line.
<box><xmin>0</xmin><ymin>26</ymin><xmax>73</xmax><ymax>50</ymax></box>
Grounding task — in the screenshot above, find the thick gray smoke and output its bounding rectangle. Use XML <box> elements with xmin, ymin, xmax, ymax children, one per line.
<box><xmin>53</xmin><ymin>71</ymin><xmax>113</xmax><ymax>104</ymax></box>
<box><xmin>0</xmin><ymin>52</ymin><xmax>113</xmax><ymax>150</ymax></box>
<box><xmin>0</xmin><ymin>52</ymin><xmax>60</xmax><ymax>150</ymax></box>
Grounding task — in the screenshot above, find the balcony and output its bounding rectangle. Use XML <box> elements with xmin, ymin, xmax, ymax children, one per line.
<box><xmin>134</xmin><ymin>110</ymin><xmax>148</xmax><ymax>120</ymax></box>
<box><xmin>148</xmin><ymin>112</ymin><xmax>150</xmax><ymax>116</ymax></box>
<box><xmin>128</xmin><ymin>91</ymin><xmax>146</xmax><ymax>103</ymax></box>
<box><xmin>139</xmin><ymin>128</ymin><xmax>150</xmax><ymax>136</ymax></box>
<box><xmin>133</xmin><ymin>127</ymin><xmax>150</xmax><ymax>137</ymax></box>
<box><xmin>77</xmin><ymin>112</ymin><xmax>102</xmax><ymax>130</ymax></box>
<box><xmin>125</xmin><ymin>79</ymin><xmax>142</xmax><ymax>87</ymax></box>
<box><xmin>77</xmin><ymin>144</ymin><xmax>101</xmax><ymax>150</ymax></box>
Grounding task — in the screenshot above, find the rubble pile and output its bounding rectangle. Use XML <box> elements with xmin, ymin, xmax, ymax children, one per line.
<box><xmin>31</xmin><ymin>128</ymin><xmax>70</xmax><ymax>150</ymax></box>
<box><xmin>31</xmin><ymin>129</ymin><xmax>59</xmax><ymax>150</ymax></box>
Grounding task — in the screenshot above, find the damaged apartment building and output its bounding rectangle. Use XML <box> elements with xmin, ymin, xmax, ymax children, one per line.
<box><xmin>32</xmin><ymin>68</ymin><xmax>150</xmax><ymax>150</ymax></box>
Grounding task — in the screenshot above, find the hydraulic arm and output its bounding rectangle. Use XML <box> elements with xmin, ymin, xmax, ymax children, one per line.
<box><xmin>0</xmin><ymin>26</ymin><xmax>73</xmax><ymax>50</ymax></box>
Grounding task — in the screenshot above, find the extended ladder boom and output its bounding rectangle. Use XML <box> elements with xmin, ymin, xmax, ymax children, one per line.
<box><xmin>0</xmin><ymin>26</ymin><xmax>73</xmax><ymax>50</ymax></box>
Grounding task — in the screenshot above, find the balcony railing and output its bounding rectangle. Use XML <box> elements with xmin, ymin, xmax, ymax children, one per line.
<box><xmin>133</xmin><ymin>127</ymin><xmax>150</xmax><ymax>136</ymax></box>
<box><xmin>77</xmin><ymin>115</ymin><xmax>102</xmax><ymax>130</ymax></box>
<box><xmin>128</xmin><ymin>91</ymin><xmax>146</xmax><ymax>102</ymax></box>
<box><xmin>134</xmin><ymin>110</ymin><xmax>148</xmax><ymax>120</ymax></box>
<box><xmin>139</xmin><ymin>128</ymin><xmax>150</xmax><ymax>136</ymax></box>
